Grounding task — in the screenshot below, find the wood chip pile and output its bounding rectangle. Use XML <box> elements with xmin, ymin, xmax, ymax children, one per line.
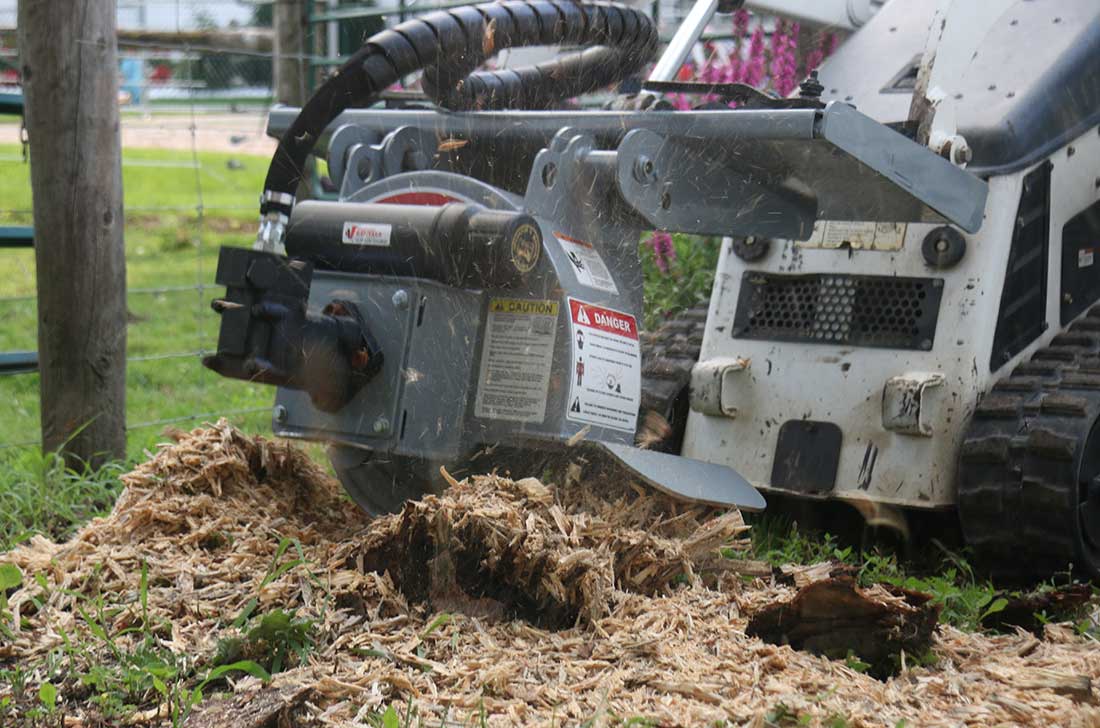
<box><xmin>2</xmin><ymin>422</ymin><xmax>1099</xmax><ymax>726</ymax></box>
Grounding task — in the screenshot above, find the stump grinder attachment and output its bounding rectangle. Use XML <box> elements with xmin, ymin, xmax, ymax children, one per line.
<box><xmin>204</xmin><ymin>0</ymin><xmax>989</xmax><ymax>520</ymax></box>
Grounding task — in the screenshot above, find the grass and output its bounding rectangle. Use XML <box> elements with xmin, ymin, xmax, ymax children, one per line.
<box><xmin>0</xmin><ymin>141</ymin><xmax>277</xmax><ymax>551</ymax></box>
<box><xmin>0</xmin><ymin>143</ymin><xmax>275</xmax><ymax>463</ymax></box>
<box><xmin>0</xmin><ymin>548</ymin><xmax>291</xmax><ymax>726</ymax></box>
<box><xmin>0</xmin><ymin>448</ymin><xmax>125</xmax><ymax>551</ymax></box>
<box><xmin>745</xmin><ymin>514</ymin><xmax>1098</xmax><ymax>635</ymax></box>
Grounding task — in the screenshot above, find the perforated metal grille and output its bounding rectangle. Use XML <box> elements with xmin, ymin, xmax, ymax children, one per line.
<box><xmin>732</xmin><ymin>273</ymin><xmax>943</xmax><ymax>350</ymax></box>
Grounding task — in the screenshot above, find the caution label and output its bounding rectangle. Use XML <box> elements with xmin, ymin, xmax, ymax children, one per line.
<box><xmin>555</xmin><ymin>232</ymin><xmax>619</xmax><ymax>294</ymax></box>
<box><xmin>566</xmin><ymin>298</ymin><xmax>640</xmax><ymax>433</ymax></box>
<box><xmin>474</xmin><ymin>298</ymin><xmax>560</xmax><ymax>423</ymax></box>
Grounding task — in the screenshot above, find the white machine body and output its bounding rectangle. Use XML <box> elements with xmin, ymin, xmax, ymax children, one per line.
<box><xmin>683</xmin><ymin>0</ymin><xmax>1100</xmax><ymax>509</ymax></box>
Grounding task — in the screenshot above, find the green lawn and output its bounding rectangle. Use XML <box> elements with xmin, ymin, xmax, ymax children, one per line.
<box><xmin>0</xmin><ymin>143</ymin><xmax>275</xmax><ymax>460</ymax></box>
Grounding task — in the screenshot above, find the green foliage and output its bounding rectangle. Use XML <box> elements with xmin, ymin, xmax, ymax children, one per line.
<box><xmin>23</xmin><ymin>577</ymin><xmax>191</xmax><ymax>722</ymax></box>
<box><xmin>211</xmin><ymin>536</ymin><xmax>319</xmax><ymax>678</ymax></box>
<box><xmin>0</xmin><ymin>143</ymin><xmax>274</xmax><ymax>460</ymax></box>
<box><xmin>244</xmin><ymin>609</ymin><xmax>315</xmax><ymax>673</ymax></box>
<box><xmin>0</xmin><ymin>448</ymin><xmax>124</xmax><ymax>551</ymax></box>
<box><xmin>858</xmin><ymin>547</ymin><xmax>1004</xmax><ymax>633</ymax></box>
<box><xmin>36</xmin><ymin>681</ymin><xmax>56</xmax><ymax>712</ymax></box>
<box><xmin>748</xmin><ymin>516</ymin><xmax>855</xmax><ymax>567</ymax></box>
<box><xmin>0</xmin><ymin>563</ymin><xmax>21</xmax><ymax>590</ymax></box>
<box><xmin>764</xmin><ymin>702</ymin><xmax>809</xmax><ymax>726</ymax></box>
<box><xmin>2</xmin><ymin>564</ymin><xmax>275</xmax><ymax>726</ymax></box>
<box><xmin>195</xmin><ymin>659</ymin><xmax>271</xmax><ymax>694</ymax></box>
<box><xmin>639</xmin><ymin>233</ymin><xmax>721</xmax><ymax>329</ymax></box>
<box><xmin>0</xmin><ymin>562</ymin><xmax>19</xmax><ymax>640</ymax></box>
<box><xmin>843</xmin><ymin>651</ymin><xmax>870</xmax><ymax>674</ymax></box>
<box><xmin>745</xmin><ymin>519</ymin><xmax>1028</xmax><ymax>634</ymax></box>
<box><xmin>420</xmin><ymin>612</ymin><xmax>452</xmax><ymax>639</ymax></box>
<box><xmin>216</xmin><ymin>607</ymin><xmax>315</xmax><ymax>675</ymax></box>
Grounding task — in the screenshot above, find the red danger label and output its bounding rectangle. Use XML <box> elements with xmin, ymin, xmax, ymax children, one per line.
<box><xmin>566</xmin><ymin>297</ymin><xmax>640</xmax><ymax>433</ymax></box>
<box><xmin>569</xmin><ymin>299</ymin><xmax>638</xmax><ymax>340</ymax></box>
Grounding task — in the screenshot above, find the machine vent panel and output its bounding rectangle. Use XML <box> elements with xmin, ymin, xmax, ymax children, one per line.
<box><xmin>732</xmin><ymin>272</ymin><xmax>943</xmax><ymax>350</ymax></box>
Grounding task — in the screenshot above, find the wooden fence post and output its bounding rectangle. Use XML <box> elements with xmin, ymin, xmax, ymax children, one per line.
<box><xmin>274</xmin><ymin>0</ymin><xmax>308</xmax><ymax>106</ymax></box>
<box><xmin>18</xmin><ymin>0</ymin><xmax>127</xmax><ymax>467</ymax></box>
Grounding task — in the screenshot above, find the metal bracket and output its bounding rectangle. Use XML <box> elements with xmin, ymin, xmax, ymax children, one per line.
<box><xmin>881</xmin><ymin>372</ymin><xmax>946</xmax><ymax>437</ymax></box>
<box><xmin>328</xmin><ymin>123</ymin><xmax>379</xmax><ymax>190</ymax></box>
<box><xmin>335</xmin><ymin>125</ymin><xmax>437</xmax><ymax>199</ymax></box>
<box><xmin>690</xmin><ymin>356</ymin><xmax>750</xmax><ymax>417</ymax></box>
<box><xmin>614</xmin><ymin>128</ymin><xmax>816</xmax><ymax>240</ymax></box>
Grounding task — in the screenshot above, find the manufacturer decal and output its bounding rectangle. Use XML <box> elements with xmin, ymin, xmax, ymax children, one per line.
<box><xmin>341</xmin><ymin>221</ymin><xmax>392</xmax><ymax>247</ymax></box>
<box><xmin>510</xmin><ymin>223</ymin><xmax>542</xmax><ymax>274</ymax></box>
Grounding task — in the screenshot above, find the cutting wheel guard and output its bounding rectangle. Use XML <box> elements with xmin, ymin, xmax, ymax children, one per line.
<box><xmin>258</xmin><ymin>0</ymin><xmax>658</xmax><ymax>242</ymax></box>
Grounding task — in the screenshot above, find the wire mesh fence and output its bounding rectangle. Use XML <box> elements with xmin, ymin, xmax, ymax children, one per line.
<box><xmin>0</xmin><ymin>2</ymin><xmax>291</xmax><ymax>456</ymax></box>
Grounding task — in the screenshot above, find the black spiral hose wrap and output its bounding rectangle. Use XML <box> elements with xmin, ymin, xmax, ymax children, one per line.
<box><xmin>259</xmin><ymin>1</ymin><xmax>657</xmax><ymax>221</ymax></box>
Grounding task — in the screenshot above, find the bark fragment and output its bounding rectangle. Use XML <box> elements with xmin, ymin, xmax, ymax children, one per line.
<box><xmin>746</xmin><ymin>576</ymin><xmax>940</xmax><ymax>675</ymax></box>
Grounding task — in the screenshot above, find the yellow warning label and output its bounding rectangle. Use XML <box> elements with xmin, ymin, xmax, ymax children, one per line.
<box><xmin>488</xmin><ymin>298</ymin><xmax>559</xmax><ymax>316</ymax></box>
<box><xmin>476</xmin><ymin>297</ymin><xmax>560</xmax><ymax>423</ymax></box>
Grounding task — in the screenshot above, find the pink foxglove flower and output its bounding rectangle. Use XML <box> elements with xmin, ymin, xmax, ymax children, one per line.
<box><xmin>662</xmin><ymin>11</ymin><xmax>838</xmax><ymax>109</ymax></box>
<box><xmin>742</xmin><ymin>27</ymin><xmax>767</xmax><ymax>87</ymax></box>
<box><xmin>647</xmin><ymin>231</ymin><xmax>677</xmax><ymax>274</ymax></box>
<box><xmin>770</xmin><ymin>21</ymin><xmax>800</xmax><ymax>97</ymax></box>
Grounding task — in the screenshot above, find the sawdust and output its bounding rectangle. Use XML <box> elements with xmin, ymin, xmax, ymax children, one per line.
<box><xmin>2</xmin><ymin>421</ymin><xmax>1099</xmax><ymax>726</ymax></box>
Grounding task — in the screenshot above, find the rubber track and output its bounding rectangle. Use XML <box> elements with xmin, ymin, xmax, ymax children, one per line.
<box><xmin>958</xmin><ymin>304</ymin><xmax>1100</xmax><ymax>579</ymax></box>
<box><xmin>637</xmin><ymin>301</ymin><xmax>710</xmax><ymax>451</ymax></box>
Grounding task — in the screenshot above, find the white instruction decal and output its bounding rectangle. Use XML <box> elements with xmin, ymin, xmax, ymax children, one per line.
<box><xmin>555</xmin><ymin>232</ymin><xmax>619</xmax><ymax>294</ymax></box>
<box><xmin>802</xmin><ymin>221</ymin><xmax>907</xmax><ymax>251</ymax></box>
<box><xmin>566</xmin><ymin>298</ymin><xmax>640</xmax><ymax>433</ymax></box>
<box><xmin>1080</xmin><ymin>248</ymin><xmax>1095</xmax><ymax>268</ymax></box>
<box><xmin>342</xmin><ymin>221</ymin><xmax>392</xmax><ymax>247</ymax></box>
<box><xmin>475</xmin><ymin>298</ymin><xmax>559</xmax><ymax>423</ymax></box>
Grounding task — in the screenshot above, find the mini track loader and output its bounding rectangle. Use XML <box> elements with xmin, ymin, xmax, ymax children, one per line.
<box><xmin>205</xmin><ymin>0</ymin><xmax>1100</xmax><ymax>579</ymax></box>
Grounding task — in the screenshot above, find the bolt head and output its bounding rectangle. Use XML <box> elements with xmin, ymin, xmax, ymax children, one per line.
<box><xmin>392</xmin><ymin>289</ymin><xmax>409</xmax><ymax>309</ymax></box>
<box><xmin>273</xmin><ymin>404</ymin><xmax>289</xmax><ymax>424</ymax></box>
<box><xmin>372</xmin><ymin>417</ymin><xmax>390</xmax><ymax>434</ymax></box>
<box><xmin>633</xmin><ymin>155</ymin><xmax>657</xmax><ymax>184</ymax></box>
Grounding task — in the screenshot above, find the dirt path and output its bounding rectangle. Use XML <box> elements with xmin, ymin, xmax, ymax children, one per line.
<box><xmin>0</xmin><ymin>111</ymin><xmax>277</xmax><ymax>156</ymax></box>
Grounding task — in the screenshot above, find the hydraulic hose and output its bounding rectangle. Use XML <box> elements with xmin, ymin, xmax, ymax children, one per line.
<box><xmin>257</xmin><ymin>1</ymin><xmax>657</xmax><ymax>251</ymax></box>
